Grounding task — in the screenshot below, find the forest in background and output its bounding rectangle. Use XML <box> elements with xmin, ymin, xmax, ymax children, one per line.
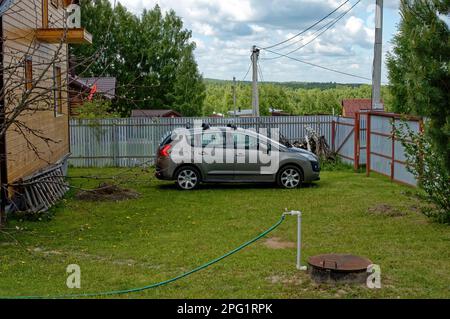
<box><xmin>202</xmin><ymin>79</ymin><xmax>392</xmax><ymax>116</ymax></box>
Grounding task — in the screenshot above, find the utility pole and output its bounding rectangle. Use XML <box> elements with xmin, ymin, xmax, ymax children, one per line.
<box><xmin>372</xmin><ymin>0</ymin><xmax>384</xmax><ymax>110</ymax></box>
<box><xmin>251</xmin><ymin>45</ymin><xmax>260</xmax><ymax>117</ymax></box>
<box><xmin>233</xmin><ymin>76</ymin><xmax>237</xmax><ymax>117</ymax></box>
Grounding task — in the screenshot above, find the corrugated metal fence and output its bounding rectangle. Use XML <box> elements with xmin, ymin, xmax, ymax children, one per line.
<box><xmin>367</xmin><ymin>113</ymin><xmax>422</xmax><ymax>186</ymax></box>
<box><xmin>69</xmin><ymin>114</ymin><xmax>422</xmax><ymax>187</ymax></box>
<box><xmin>332</xmin><ymin>114</ymin><xmax>367</xmax><ymax>167</ymax></box>
<box><xmin>69</xmin><ymin>116</ymin><xmax>334</xmax><ymax>167</ymax></box>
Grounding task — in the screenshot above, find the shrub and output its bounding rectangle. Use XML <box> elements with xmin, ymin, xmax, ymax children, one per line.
<box><xmin>77</xmin><ymin>99</ymin><xmax>120</xmax><ymax>119</ymax></box>
<box><xmin>394</xmin><ymin>122</ymin><xmax>450</xmax><ymax>224</ymax></box>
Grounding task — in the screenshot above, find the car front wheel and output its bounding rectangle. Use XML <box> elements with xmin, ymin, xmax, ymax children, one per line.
<box><xmin>176</xmin><ymin>167</ymin><xmax>200</xmax><ymax>190</ymax></box>
<box><xmin>278</xmin><ymin>166</ymin><xmax>303</xmax><ymax>189</ymax></box>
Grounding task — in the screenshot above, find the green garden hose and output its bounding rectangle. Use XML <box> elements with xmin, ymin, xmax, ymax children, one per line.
<box><xmin>3</xmin><ymin>215</ymin><xmax>286</xmax><ymax>299</ymax></box>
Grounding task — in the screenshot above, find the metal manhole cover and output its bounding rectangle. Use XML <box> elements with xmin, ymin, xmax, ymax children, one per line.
<box><xmin>308</xmin><ymin>254</ymin><xmax>372</xmax><ymax>273</ymax></box>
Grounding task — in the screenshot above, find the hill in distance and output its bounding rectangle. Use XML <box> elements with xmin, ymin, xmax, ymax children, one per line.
<box><xmin>204</xmin><ymin>78</ymin><xmax>366</xmax><ymax>90</ymax></box>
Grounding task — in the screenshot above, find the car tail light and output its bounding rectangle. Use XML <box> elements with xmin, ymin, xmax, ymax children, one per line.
<box><xmin>159</xmin><ymin>144</ymin><xmax>172</xmax><ymax>157</ymax></box>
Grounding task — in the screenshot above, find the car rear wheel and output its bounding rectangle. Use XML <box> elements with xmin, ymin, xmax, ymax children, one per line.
<box><xmin>278</xmin><ymin>166</ymin><xmax>303</xmax><ymax>189</ymax></box>
<box><xmin>176</xmin><ymin>167</ymin><xmax>200</xmax><ymax>190</ymax></box>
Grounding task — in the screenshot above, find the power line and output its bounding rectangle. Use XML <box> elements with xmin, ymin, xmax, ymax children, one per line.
<box><xmin>263</xmin><ymin>0</ymin><xmax>361</xmax><ymax>61</ymax></box>
<box><xmin>263</xmin><ymin>48</ymin><xmax>371</xmax><ymax>81</ymax></box>
<box><xmin>257</xmin><ymin>61</ymin><xmax>265</xmax><ymax>83</ymax></box>
<box><xmin>242</xmin><ymin>59</ymin><xmax>252</xmax><ymax>81</ymax></box>
<box><xmin>262</xmin><ymin>0</ymin><xmax>351</xmax><ymax>50</ymax></box>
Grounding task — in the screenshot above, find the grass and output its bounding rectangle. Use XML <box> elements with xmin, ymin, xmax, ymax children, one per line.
<box><xmin>0</xmin><ymin>166</ymin><xmax>449</xmax><ymax>299</ymax></box>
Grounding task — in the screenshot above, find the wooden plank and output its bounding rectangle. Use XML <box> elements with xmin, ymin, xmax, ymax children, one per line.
<box><xmin>36</xmin><ymin>28</ymin><xmax>93</xmax><ymax>44</ymax></box>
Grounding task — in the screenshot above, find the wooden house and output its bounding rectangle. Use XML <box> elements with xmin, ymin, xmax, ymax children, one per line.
<box><xmin>0</xmin><ymin>0</ymin><xmax>91</xmax><ymax>216</ymax></box>
<box><xmin>130</xmin><ymin>109</ymin><xmax>182</xmax><ymax>118</ymax></box>
<box><xmin>68</xmin><ymin>76</ymin><xmax>116</xmax><ymax>117</ymax></box>
<box><xmin>341</xmin><ymin>99</ymin><xmax>384</xmax><ymax>118</ymax></box>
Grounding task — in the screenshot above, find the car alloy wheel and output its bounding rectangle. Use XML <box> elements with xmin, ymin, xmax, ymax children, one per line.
<box><xmin>176</xmin><ymin>168</ymin><xmax>199</xmax><ymax>190</ymax></box>
<box><xmin>279</xmin><ymin>167</ymin><xmax>301</xmax><ymax>189</ymax></box>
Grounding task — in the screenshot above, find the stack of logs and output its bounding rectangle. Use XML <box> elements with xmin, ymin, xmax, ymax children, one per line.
<box><xmin>281</xmin><ymin>126</ymin><xmax>335</xmax><ymax>160</ymax></box>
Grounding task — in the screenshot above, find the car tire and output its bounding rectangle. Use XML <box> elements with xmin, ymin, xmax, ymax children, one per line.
<box><xmin>175</xmin><ymin>167</ymin><xmax>200</xmax><ymax>190</ymax></box>
<box><xmin>277</xmin><ymin>165</ymin><xmax>303</xmax><ymax>189</ymax></box>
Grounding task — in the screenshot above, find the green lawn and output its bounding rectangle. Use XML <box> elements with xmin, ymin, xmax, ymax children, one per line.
<box><xmin>0</xmin><ymin>167</ymin><xmax>449</xmax><ymax>299</ymax></box>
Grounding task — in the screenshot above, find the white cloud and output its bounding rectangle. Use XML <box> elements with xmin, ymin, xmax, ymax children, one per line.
<box><xmin>108</xmin><ymin>0</ymin><xmax>400</xmax><ymax>83</ymax></box>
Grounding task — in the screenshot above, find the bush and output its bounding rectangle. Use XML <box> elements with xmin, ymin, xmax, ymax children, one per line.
<box><xmin>394</xmin><ymin>122</ymin><xmax>450</xmax><ymax>224</ymax></box>
<box><xmin>77</xmin><ymin>99</ymin><xmax>120</xmax><ymax>119</ymax></box>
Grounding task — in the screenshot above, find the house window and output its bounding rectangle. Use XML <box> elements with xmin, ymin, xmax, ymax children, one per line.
<box><xmin>25</xmin><ymin>57</ymin><xmax>33</xmax><ymax>91</ymax></box>
<box><xmin>42</xmin><ymin>0</ymin><xmax>48</xmax><ymax>28</ymax></box>
<box><xmin>54</xmin><ymin>66</ymin><xmax>63</xmax><ymax>115</ymax></box>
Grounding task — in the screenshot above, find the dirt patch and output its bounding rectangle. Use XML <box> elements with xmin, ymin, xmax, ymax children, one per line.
<box><xmin>267</xmin><ymin>274</ymin><xmax>302</xmax><ymax>285</ymax></box>
<box><xmin>264</xmin><ymin>237</ymin><xmax>296</xmax><ymax>249</ymax></box>
<box><xmin>367</xmin><ymin>204</ymin><xmax>407</xmax><ymax>217</ymax></box>
<box><xmin>76</xmin><ymin>183</ymin><xmax>140</xmax><ymax>201</ymax></box>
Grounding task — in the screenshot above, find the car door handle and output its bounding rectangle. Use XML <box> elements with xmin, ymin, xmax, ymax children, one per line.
<box><xmin>237</xmin><ymin>152</ymin><xmax>245</xmax><ymax>156</ymax></box>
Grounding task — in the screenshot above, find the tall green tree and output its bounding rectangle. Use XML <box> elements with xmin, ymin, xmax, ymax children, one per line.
<box><xmin>71</xmin><ymin>1</ymin><xmax>205</xmax><ymax>116</ymax></box>
<box><xmin>387</xmin><ymin>0</ymin><xmax>450</xmax><ymax>170</ymax></box>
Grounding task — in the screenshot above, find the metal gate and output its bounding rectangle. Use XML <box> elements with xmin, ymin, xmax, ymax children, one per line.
<box><xmin>332</xmin><ymin>114</ymin><xmax>367</xmax><ymax>169</ymax></box>
<box><xmin>366</xmin><ymin>112</ymin><xmax>423</xmax><ymax>186</ymax></box>
<box><xmin>332</xmin><ymin>117</ymin><xmax>355</xmax><ymax>166</ymax></box>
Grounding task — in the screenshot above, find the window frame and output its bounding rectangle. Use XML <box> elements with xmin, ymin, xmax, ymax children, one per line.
<box><xmin>53</xmin><ymin>65</ymin><xmax>63</xmax><ymax>116</ymax></box>
<box><xmin>24</xmin><ymin>57</ymin><xmax>33</xmax><ymax>91</ymax></box>
<box><xmin>42</xmin><ymin>0</ymin><xmax>49</xmax><ymax>28</ymax></box>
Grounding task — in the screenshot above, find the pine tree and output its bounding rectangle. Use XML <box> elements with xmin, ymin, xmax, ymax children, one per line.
<box><xmin>387</xmin><ymin>0</ymin><xmax>450</xmax><ymax>170</ymax></box>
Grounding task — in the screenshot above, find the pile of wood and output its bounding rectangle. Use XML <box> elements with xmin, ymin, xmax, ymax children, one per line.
<box><xmin>9</xmin><ymin>163</ymin><xmax>69</xmax><ymax>215</ymax></box>
<box><xmin>292</xmin><ymin>126</ymin><xmax>336</xmax><ymax>160</ymax></box>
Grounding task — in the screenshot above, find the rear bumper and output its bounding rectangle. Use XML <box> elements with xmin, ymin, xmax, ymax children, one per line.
<box><xmin>155</xmin><ymin>166</ymin><xmax>173</xmax><ymax>180</ymax></box>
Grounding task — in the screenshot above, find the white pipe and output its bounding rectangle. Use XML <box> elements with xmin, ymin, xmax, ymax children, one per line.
<box><xmin>283</xmin><ymin>210</ymin><xmax>307</xmax><ymax>271</ymax></box>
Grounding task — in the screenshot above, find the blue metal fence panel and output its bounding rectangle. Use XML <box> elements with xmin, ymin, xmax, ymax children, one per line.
<box><xmin>370</xmin><ymin>115</ymin><xmax>420</xmax><ymax>186</ymax></box>
<box><xmin>334</xmin><ymin>116</ymin><xmax>355</xmax><ymax>165</ymax></box>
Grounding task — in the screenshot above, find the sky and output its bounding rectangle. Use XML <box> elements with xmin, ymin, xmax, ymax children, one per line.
<box><xmin>109</xmin><ymin>0</ymin><xmax>402</xmax><ymax>84</ymax></box>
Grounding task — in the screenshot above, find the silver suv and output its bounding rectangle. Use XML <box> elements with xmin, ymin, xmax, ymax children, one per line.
<box><xmin>155</xmin><ymin>126</ymin><xmax>320</xmax><ymax>190</ymax></box>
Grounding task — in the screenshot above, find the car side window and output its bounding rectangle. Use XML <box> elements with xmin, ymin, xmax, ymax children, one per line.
<box><xmin>201</xmin><ymin>132</ymin><xmax>224</xmax><ymax>149</ymax></box>
<box><xmin>234</xmin><ymin>133</ymin><xmax>258</xmax><ymax>150</ymax></box>
<box><xmin>234</xmin><ymin>133</ymin><xmax>245</xmax><ymax>150</ymax></box>
<box><xmin>247</xmin><ymin>135</ymin><xmax>258</xmax><ymax>150</ymax></box>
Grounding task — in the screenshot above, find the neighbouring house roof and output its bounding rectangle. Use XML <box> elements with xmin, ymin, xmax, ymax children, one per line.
<box><xmin>227</xmin><ymin>109</ymin><xmax>254</xmax><ymax>117</ymax></box>
<box><xmin>79</xmin><ymin>77</ymin><xmax>117</xmax><ymax>99</ymax></box>
<box><xmin>68</xmin><ymin>75</ymin><xmax>91</xmax><ymax>91</ymax></box>
<box><xmin>209</xmin><ymin>112</ymin><xmax>224</xmax><ymax>118</ymax></box>
<box><xmin>341</xmin><ymin>99</ymin><xmax>383</xmax><ymax>118</ymax></box>
<box><xmin>270</xmin><ymin>107</ymin><xmax>290</xmax><ymax>116</ymax></box>
<box><xmin>131</xmin><ymin>109</ymin><xmax>182</xmax><ymax>118</ymax></box>
<box><xmin>227</xmin><ymin>108</ymin><xmax>289</xmax><ymax>117</ymax></box>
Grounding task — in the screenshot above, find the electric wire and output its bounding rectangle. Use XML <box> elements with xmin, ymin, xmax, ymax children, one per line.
<box><xmin>263</xmin><ymin>48</ymin><xmax>371</xmax><ymax>81</ymax></box>
<box><xmin>261</xmin><ymin>0</ymin><xmax>351</xmax><ymax>50</ymax></box>
<box><xmin>263</xmin><ymin>0</ymin><xmax>361</xmax><ymax>61</ymax></box>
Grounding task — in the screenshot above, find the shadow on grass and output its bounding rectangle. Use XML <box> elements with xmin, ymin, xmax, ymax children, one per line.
<box><xmin>157</xmin><ymin>182</ymin><xmax>320</xmax><ymax>191</ymax></box>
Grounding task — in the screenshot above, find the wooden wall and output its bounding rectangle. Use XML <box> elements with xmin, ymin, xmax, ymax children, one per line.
<box><xmin>2</xmin><ymin>0</ymin><xmax>70</xmax><ymax>182</ymax></box>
